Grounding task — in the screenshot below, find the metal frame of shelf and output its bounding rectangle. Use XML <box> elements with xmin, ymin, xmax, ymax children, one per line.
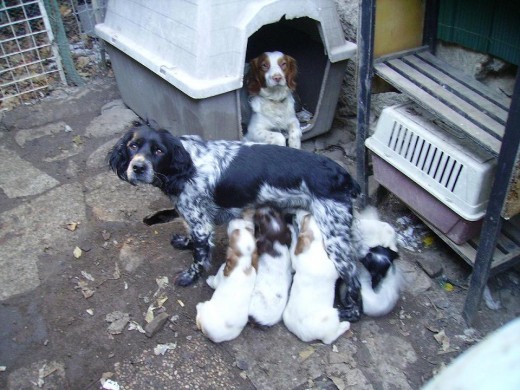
<box><xmin>357</xmin><ymin>0</ymin><xmax>520</xmax><ymax>325</ymax></box>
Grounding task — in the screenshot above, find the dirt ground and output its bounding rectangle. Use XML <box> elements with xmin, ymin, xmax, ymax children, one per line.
<box><xmin>0</xmin><ymin>78</ymin><xmax>519</xmax><ymax>390</ymax></box>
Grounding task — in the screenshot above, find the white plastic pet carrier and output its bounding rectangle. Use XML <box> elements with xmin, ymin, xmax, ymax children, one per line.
<box><xmin>366</xmin><ymin>103</ymin><xmax>496</xmax><ymax>222</ymax></box>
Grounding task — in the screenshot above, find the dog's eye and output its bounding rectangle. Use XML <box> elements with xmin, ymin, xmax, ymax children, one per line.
<box><xmin>128</xmin><ymin>143</ymin><xmax>138</xmax><ymax>150</ymax></box>
<box><xmin>154</xmin><ymin>148</ymin><xmax>164</xmax><ymax>156</ymax></box>
<box><xmin>280</xmin><ymin>61</ymin><xmax>287</xmax><ymax>70</ymax></box>
<box><xmin>261</xmin><ymin>63</ymin><xmax>269</xmax><ymax>71</ymax></box>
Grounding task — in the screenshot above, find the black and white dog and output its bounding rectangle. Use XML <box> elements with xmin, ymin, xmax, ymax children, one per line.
<box><xmin>108</xmin><ymin>121</ymin><xmax>362</xmax><ymax>321</ymax></box>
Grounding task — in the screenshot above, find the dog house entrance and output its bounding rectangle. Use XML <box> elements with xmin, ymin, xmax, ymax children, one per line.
<box><xmin>242</xmin><ymin>17</ymin><xmax>329</xmax><ymax>139</ymax></box>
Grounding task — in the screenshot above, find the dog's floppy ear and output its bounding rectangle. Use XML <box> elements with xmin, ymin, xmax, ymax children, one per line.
<box><xmin>247</xmin><ymin>54</ymin><xmax>266</xmax><ymax>95</ymax></box>
<box><xmin>159</xmin><ymin>130</ymin><xmax>196</xmax><ymax>195</ymax></box>
<box><xmin>107</xmin><ymin>129</ymin><xmax>134</xmax><ymax>182</ymax></box>
<box><xmin>294</xmin><ymin>215</ymin><xmax>314</xmax><ymax>255</ymax></box>
<box><xmin>284</xmin><ymin>54</ymin><xmax>298</xmax><ymax>91</ymax></box>
<box><xmin>224</xmin><ymin>229</ymin><xmax>241</xmax><ymax>276</ymax></box>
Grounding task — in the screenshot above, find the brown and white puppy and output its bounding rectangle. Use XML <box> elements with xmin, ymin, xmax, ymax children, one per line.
<box><xmin>196</xmin><ymin>218</ymin><xmax>258</xmax><ymax>343</ymax></box>
<box><xmin>248</xmin><ymin>206</ymin><xmax>293</xmax><ymax>326</ymax></box>
<box><xmin>283</xmin><ymin>211</ymin><xmax>350</xmax><ymax>344</ymax></box>
<box><xmin>244</xmin><ymin>51</ymin><xmax>302</xmax><ymax>148</ymax></box>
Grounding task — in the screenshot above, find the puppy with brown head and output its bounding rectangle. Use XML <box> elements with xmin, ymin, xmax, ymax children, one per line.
<box><xmin>282</xmin><ymin>211</ymin><xmax>350</xmax><ymax>344</ymax></box>
<box><xmin>196</xmin><ymin>218</ymin><xmax>257</xmax><ymax>343</ymax></box>
<box><xmin>248</xmin><ymin>206</ymin><xmax>293</xmax><ymax>327</ymax></box>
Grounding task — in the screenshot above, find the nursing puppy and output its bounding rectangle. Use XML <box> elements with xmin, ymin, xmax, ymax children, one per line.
<box><xmin>283</xmin><ymin>211</ymin><xmax>350</xmax><ymax>344</ymax></box>
<box><xmin>341</xmin><ymin>206</ymin><xmax>402</xmax><ymax>317</ymax></box>
<box><xmin>248</xmin><ymin>206</ymin><xmax>293</xmax><ymax>327</ymax></box>
<box><xmin>196</xmin><ymin>218</ymin><xmax>257</xmax><ymax>343</ymax></box>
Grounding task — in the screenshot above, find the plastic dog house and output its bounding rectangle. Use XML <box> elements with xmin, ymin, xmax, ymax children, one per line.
<box><xmin>95</xmin><ymin>0</ymin><xmax>356</xmax><ymax>140</ymax></box>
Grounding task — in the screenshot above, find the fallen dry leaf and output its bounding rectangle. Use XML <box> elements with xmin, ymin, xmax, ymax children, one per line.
<box><xmin>81</xmin><ymin>271</ymin><xmax>95</xmax><ymax>281</ymax></box>
<box><xmin>156</xmin><ymin>276</ymin><xmax>169</xmax><ymax>289</ymax></box>
<box><xmin>105</xmin><ymin>311</ymin><xmax>130</xmax><ymax>335</ymax></box>
<box><xmin>128</xmin><ymin>321</ymin><xmax>146</xmax><ymax>334</ymax></box>
<box><xmin>72</xmin><ymin>135</ymin><xmax>83</xmax><ymax>146</ymax></box>
<box><xmin>102</xmin><ymin>230</ymin><xmax>111</xmax><ymax>241</ymax></box>
<box><xmin>73</xmin><ymin>246</ymin><xmax>83</xmax><ymax>259</ymax></box>
<box><xmin>154</xmin><ymin>342</ymin><xmax>177</xmax><ymax>355</ymax></box>
<box><xmin>145</xmin><ymin>294</ymin><xmax>169</xmax><ymax>323</ymax></box>
<box><xmin>111</xmin><ymin>263</ymin><xmax>121</xmax><ymax>280</ymax></box>
<box><xmin>433</xmin><ymin>329</ymin><xmax>450</xmax><ymax>352</ymax></box>
<box><xmin>75</xmin><ymin>280</ymin><xmax>95</xmax><ymax>299</ymax></box>
<box><xmin>66</xmin><ymin>222</ymin><xmax>79</xmax><ymax>231</ymax></box>
<box><xmin>299</xmin><ymin>346</ymin><xmax>315</xmax><ymax>361</ymax></box>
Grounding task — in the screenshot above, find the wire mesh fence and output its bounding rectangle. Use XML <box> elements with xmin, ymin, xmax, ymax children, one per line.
<box><xmin>0</xmin><ymin>0</ymin><xmax>108</xmax><ymax>111</ymax></box>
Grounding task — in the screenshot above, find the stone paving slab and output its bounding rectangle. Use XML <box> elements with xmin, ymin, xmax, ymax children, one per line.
<box><xmin>0</xmin><ymin>146</ymin><xmax>60</xmax><ymax>198</ymax></box>
<box><xmin>0</xmin><ymin>183</ymin><xmax>86</xmax><ymax>299</ymax></box>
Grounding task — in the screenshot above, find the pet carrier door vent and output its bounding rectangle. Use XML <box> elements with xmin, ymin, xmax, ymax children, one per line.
<box><xmin>366</xmin><ymin>103</ymin><xmax>496</xmax><ymax>221</ymax></box>
<box><xmin>386</xmin><ymin>121</ymin><xmax>465</xmax><ymax>193</ymax></box>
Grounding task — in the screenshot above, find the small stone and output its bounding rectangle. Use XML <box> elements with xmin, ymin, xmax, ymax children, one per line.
<box><xmin>416</xmin><ymin>257</ymin><xmax>443</xmax><ymax>278</ymax></box>
<box><xmin>106</xmin><ymin>311</ymin><xmax>130</xmax><ymax>335</ymax></box>
<box><xmin>236</xmin><ymin>359</ymin><xmax>249</xmax><ymax>371</ymax></box>
<box><xmin>145</xmin><ymin>312</ymin><xmax>169</xmax><ymax>338</ymax></box>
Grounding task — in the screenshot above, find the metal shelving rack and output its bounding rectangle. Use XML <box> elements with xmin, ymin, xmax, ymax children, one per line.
<box><xmin>356</xmin><ymin>0</ymin><xmax>520</xmax><ymax>325</ymax></box>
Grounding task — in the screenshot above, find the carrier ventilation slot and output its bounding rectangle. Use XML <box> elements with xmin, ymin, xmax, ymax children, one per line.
<box><xmin>387</xmin><ymin>121</ymin><xmax>464</xmax><ymax>193</ymax></box>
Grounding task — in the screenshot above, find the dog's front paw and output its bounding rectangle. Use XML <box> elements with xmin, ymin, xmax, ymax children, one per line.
<box><xmin>288</xmin><ymin>135</ymin><xmax>301</xmax><ymax>149</ymax></box>
<box><xmin>206</xmin><ymin>275</ymin><xmax>216</xmax><ymax>289</ymax></box>
<box><xmin>174</xmin><ymin>268</ymin><xmax>200</xmax><ymax>286</ymax></box>
<box><xmin>268</xmin><ymin>132</ymin><xmax>287</xmax><ymax>146</ymax></box>
<box><xmin>171</xmin><ymin>234</ymin><xmax>193</xmax><ymax>250</ymax></box>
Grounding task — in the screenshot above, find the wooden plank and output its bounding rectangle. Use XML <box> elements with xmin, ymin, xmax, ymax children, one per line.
<box><xmin>375</xmin><ymin>62</ymin><xmax>502</xmax><ymax>154</ymax></box>
<box><xmin>386</xmin><ymin>58</ymin><xmax>505</xmax><ymax>139</ymax></box>
<box><xmin>420</xmin><ymin>218</ymin><xmax>514</xmax><ymax>270</ymax></box>
<box><xmin>495</xmin><ymin>233</ymin><xmax>518</xmax><ymax>254</ymax></box>
<box><xmin>417</xmin><ymin>51</ymin><xmax>512</xmax><ymax>110</ymax></box>
<box><xmin>405</xmin><ymin>55</ymin><xmax>509</xmax><ymax>124</ymax></box>
<box><xmin>375</xmin><ymin>45</ymin><xmax>430</xmax><ymax>63</ymax></box>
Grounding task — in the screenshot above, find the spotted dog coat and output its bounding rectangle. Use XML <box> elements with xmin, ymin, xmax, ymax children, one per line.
<box><xmin>108</xmin><ymin>122</ymin><xmax>363</xmax><ymax>321</ymax></box>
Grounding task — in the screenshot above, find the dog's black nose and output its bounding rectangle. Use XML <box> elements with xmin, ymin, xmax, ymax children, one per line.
<box><xmin>132</xmin><ymin>164</ymin><xmax>146</xmax><ymax>174</ymax></box>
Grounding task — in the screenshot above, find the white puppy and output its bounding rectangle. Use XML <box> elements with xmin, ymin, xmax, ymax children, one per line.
<box><xmin>348</xmin><ymin>206</ymin><xmax>403</xmax><ymax>317</ymax></box>
<box><xmin>196</xmin><ymin>218</ymin><xmax>257</xmax><ymax>343</ymax></box>
<box><xmin>283</xmin><ymin>211</ymin><xmax>350</xmax><ymax>344</ymax></box>
<box><xmin>248</xmin><ymin>206</ymin><xmax>293</xmax><ymax>326</ymax></box>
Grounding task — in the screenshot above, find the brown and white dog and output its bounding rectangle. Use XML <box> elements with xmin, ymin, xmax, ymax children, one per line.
<box><xmin>283</xmin><ymin>211</ymin><xmax>350</xmax><ymax>344</ymax></box>
<box><xmin>248</xmin><ymin>206</ymin><xmax>293</xmax><ymax>327</ymax></box>
<box><xmin>244</xmin><ymin>51</ymin><xmax>302</xmax><ymax>148</ymax></box>
<box><xmin>196</xmin><ymin>218</ymin><xmax>258</xmax><ymax>343</ymax></box>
